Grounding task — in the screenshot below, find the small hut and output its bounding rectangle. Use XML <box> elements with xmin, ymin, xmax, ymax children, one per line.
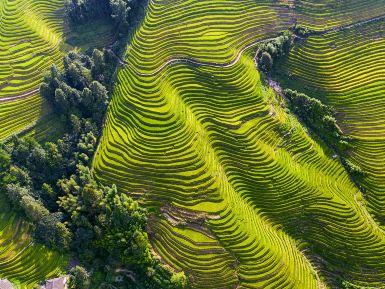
<box><xmin>0</xmin><ymin>279</ymin><xmax>14</xmax><ymax>289</ymax></box>
<box><xmin>42</xmin><ymin>276</ymin><xmax>68</xmax><ymax>289</ymax></box>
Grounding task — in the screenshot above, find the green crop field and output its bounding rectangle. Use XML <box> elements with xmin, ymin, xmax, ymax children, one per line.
<box><xmin>92</xmin><ymin>0</ymin><xmax>385</xmax><ymax>288</ymax></box>
<box><xmin>0</xmin><ymin>0</ymin><xmax>68</xmax><ymax>287</ymax></box>
<box><xmin>293</xmin><ymin>0</ymin><xmax>385</xmax><ymax>30</ymax></box>
<box><xmin>1</xmin><ymin>0</ymin><xmax>385</xmax><ymax>288</ymax></box>
<box><xmin>0</xmin><ymin>0</ymin><xmax>66</xmax><ymax>141</ymax></box>
<box><xmin>0</xmin><ymin>196</ymin><xmax>67</xmax><ymax>289</ymax></box>
<box><xmin>276</xmin><ymin>18</ymin><xmax>385</xmax><ymax>226</ymax></box>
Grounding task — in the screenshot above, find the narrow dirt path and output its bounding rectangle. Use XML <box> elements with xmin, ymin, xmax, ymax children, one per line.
<box><xmin>319</xmin><ymin>14</ymin><xmax>385</xmax><ymax>35</ymax></box>
<box><xmin>122</xmin><ymin>36</ymin><xmax>278</xmax><ymax>77</ymax></box>
<box><xmin>124</xmin><ymin>13</ymin><xmax>385</xmax><ymax>77</ymax></box>
<box><xmin>2</xmin><ymin>13</ymin><xmax>384</xmax><ymax>104</ymax></box>
<box><xmin>0</xmin><ymin>88</ymin><xmax>39</xmax><ymax>103</ymax></box>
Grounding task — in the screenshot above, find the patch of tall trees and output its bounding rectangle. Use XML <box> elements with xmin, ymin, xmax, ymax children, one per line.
<box><xmin>255</xmin><ymin>33</ymin><xmax>292</xmax><ymax>73</ymax></box>
<box><xmin>0</xmin><ymin>128</ymin><xmax>187</xmax><ymax>288</ymax></box>
<box><xmin>0</xmin><ymin>117</ymin><xmax>96</xmax><ymax>250</ymax></box>
<box><xmin>65</xmin><ymin>0</ymin><xmax>111</xmax><ymax>25</ymax></box>
<box><xmin>1</xmin><ymin>49</ymin><xmax>188</xmax><ymax>287</ymax></box>
<box><xmin>65</xmin><ymin>0</ymin><xmax>145</xmax><ymax>33</ymax></box>
<box><xmin>283</xmin><ymin>89</ymin><xmax>364</xmax><ymax>178</ymax></box>
<box><xmin>40</xmin><ymin>50</ymin><xmax>116</xmax><ymax>126</ymax></box>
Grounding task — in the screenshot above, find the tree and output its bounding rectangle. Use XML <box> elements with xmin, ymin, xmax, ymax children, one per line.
<box><xmin>68</xmin><ymin>266</ymin><xmax>91</xmax><ymax>289</ymax></box>
<box><xmin>171</xmin><ymin>272</ymin><xmax>188</xmax><ymax>288</ymax></box>
<box><xmin>5</xmin><ymin>183</ymin><xmax>30</xmax><ymax>204</ymax></box>
<box><xmin>259</xmin><ymin>52</ymin><xmax>273</xmax><ymax>72</ymax></box>
<box><xmin>40</xmin><ymin>65</ymin><xmax>61</xmax><ymax>102</ymax></box>
<box><xmin>110</xmin><ymin>0</ymin><xmax>130</xmax><ymax>32</ymax></box>
<box><xmin>91</xmin><ymin>49</ymin><xmax>105</xmax><ymax>80</ymax></box>
<box><xmin>266</xmin><ymin>43</ymin><xmax>277</xmax><ymax>58</ymax></box>
<box><xmin>0</xmin><ymin>147</ymin><xmax>10</xmax><ymax>179</ymax></box>
<box><xmin>35</xmin><ymin>214</ymin><xmax>72</xmax><ymax>249</ymax></box>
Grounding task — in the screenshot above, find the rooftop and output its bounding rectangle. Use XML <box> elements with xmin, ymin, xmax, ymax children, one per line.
<box><xmin>0</xmin><ymin>279</ymin><xmax>14</xmax><ymax>289</ymax></box>
<box><xmin>43</xmin><ymin>276</ymin><xmax>68</xmax><ymax>289</ymax></box>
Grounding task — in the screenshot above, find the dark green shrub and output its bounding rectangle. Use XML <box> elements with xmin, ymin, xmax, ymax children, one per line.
<box><xmin>260</xmin><ymin>52</ymin><xmax>273</xmax><ymax>72</ymax></box>
<box><xmin>256</xmin><ymin>33</ymin><xmax>292</xmax><ymax>72</ymax></box>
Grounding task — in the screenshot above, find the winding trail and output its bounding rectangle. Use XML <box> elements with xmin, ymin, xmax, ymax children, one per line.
<box><xmin>116</xmin><ymin>13</ymin><xmax>385</xmax><ymax>78</ymax></box>
<box><xmin>110</xmin><ymin>36</ymin><xmax>278</xmax><ymax>77</ymax></box>
<box><xmin>318</xmin><ymin>13</ymin><xmax>385</xmax><ymax>35</ymax></box>
<box><xmin>0</xmin><ymin>88</ymin><xmax>39</xmax><ymax>103</ymax></box>
<box><xmin>2</xmin><ymin>13</ymin><xmax>385</xmax><ymax>104</ymax></box>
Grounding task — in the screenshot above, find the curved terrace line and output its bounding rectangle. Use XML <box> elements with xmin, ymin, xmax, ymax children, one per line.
<box><xmin>2</xmin><ymin>13</ymin><xmax>385</xmax><ymax>104</ymax></box>
<box><xmin>319</xmin><ymin>13</ymin><xmax>385</xmax><ymax>35</ymax></box>
<box><xmin>120</xmin><ymin>13</ymin><xmax>385</xmax><ymax>77</ymax></box>
<box><xmin>0</xmin><ymin>88</ymin><xmax>39</xmax><ymax>103</ymax></box>
<box><xmin>121</xmin><ymin>36</ymin><xmax>278</xmax><ymax>77</ymax></box>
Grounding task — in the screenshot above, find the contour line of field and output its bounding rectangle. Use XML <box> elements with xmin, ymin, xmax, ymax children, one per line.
<box><xmin>0</xmin><ymin>88</ymin><xmax>40</xmax><ymax>103</ymax></box>
<box><xmin>2</xmin><ymin>13</ymin><xmax>385</xmax><ymax>104</ymax></box>
<box><xmin>120</xmin><ymin>13</ymin><xmax>385</xmax><ymax>77</ymax></box>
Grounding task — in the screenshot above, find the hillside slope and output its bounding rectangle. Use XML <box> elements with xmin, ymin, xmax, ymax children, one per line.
<box><xmin>0</xmin><ymin>199</ymin><xmax>66</xmax><ymax>289</ymax></box>
<box><xmin>0</xmin><ymin>1</ymin><xmax>68</xmax><ymax>287</ymax></box>
<box><xmin>277</xmin><ymin>19</ymin><xmax>385</xmax><ymax>227</ymax></box>
<box><xmin>0</xmin><ymin>0</ymin><xmax>67</xmax><ymax>140</ymax></box>
<box><xmin>93</xmin><ymin>0</ymin><xmax>385</xmax><ymax>288</ymax></box>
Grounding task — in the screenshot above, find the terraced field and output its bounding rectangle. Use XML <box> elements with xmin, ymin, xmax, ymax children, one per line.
<box><xmin>93</xmin><ymin>0</ymin><xmax>385</xmax><ymax>288</ymax></box>
<box><xmin>0</xmin><ymin>0</ymin><xmax>113</xmax><ymax>142</ymax></box>
<box><xmin>0</xmin><ymin>0</ymin><xmax>69</xmax><ymax>286</ymax></box>
<box><xmin>293</xmin><ymin>0</ymin><xmax>385</xmax><ymax>31</ymax></box>
<box><xmin>2</xmin><ymin>0</ymin><xmax>385</xmax><ymax>287</ymax></box>
<box><xmin>277</xmin><ymin>19</ymin><xmax>385</xmax><ymax>225</ymax></box>
<box><xmin>0</xmin><ymin>197</ymin><xmax>66</xmax><ymax>289</ymax></box>
<box><xmin>0</xmin><ymin>0</ymin><xmax>67</xmax><ymax>140</ymax></box>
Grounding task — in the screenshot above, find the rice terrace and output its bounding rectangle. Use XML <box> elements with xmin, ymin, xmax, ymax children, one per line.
<box><xmin>0</xmin><ymin>0</ymin><xmax>385</xmax><ymax>288</ymax></box>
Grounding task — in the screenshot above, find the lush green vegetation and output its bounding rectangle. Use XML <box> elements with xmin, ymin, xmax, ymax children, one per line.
<box><xmin>276</xmin><ymin>18</ymin><xmax>385</xmax><ymax>226</ymax></box>
<box><xmin>40</xmin><ymin>50</ymin><xmax>113</xmax><ymax>125</ymax></box>
<box><xmin>92</xmin><ymin>1</ymin><xmax>385</xmax><ymax>288</ymax></box>
<box><xmin>65</xmin><ymin>0</ymin><xmax>146</xmax><ymax>37</ymax></box>
<box><xmin>1</xmin><ymin>50</ymin><xmax>187</xmax><ymax>287</ymax></box>
<box><xmin>283</xmin><ymin>89</ymin><xmax>366</xmax><ymax>184</ymax></box>
<box><xmin>284</xmin><ymin>89</ymin><xmax>351</xmax><ymax>152</ymax></box>
<box><xmin>2</xmin><ymin>0</ymin><xmax>385</xmax><ymax>288</ymax></box>
<box><xmin>255</xmin><ymin>34</ymin><xmax>291</xmax><ymax>72</ymax></box>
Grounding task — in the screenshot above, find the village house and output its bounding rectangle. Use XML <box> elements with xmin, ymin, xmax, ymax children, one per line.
<box><xmin>41</xmin><ymin>276</ymin><xmax>68</xmax><ymax>289</ymax></box>
<box><xmin>0</xmin><ymin>279</ymin><xmax>14</xmax><ymax>289</ymax></box>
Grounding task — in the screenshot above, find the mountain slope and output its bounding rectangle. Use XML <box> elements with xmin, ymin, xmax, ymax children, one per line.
<box><xmin>277</xmin><ymin>18</ymin><xmax>385</xmax><ymax>227</ymax></box>
<box><xmin>93</xmin><ymin>1</ymin><xmax>385</xmax><ymax>287</ymax></box>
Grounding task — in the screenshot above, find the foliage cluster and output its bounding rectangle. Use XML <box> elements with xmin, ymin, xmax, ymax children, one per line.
<box><xmin>40</xmin><ymin>50</ymin><xmax>116</xmax><ymax>126</ymax></box>
<box><xmin>0</xmin><ymin>117</ymin><xmax>97</xmax><ymax>249</ymax></box>
<box><xmin>256</xmin><ymin>33</ymin><xmax>292</xmax><ymax>72</ymax></box>
<box><xmin>291</xmin><ymin>24</ymin><xmax>312</xmax><ymax>37</ymax></box>
<box><xmin>59</xmin><ymin>164</ymin><xmax>187</xmax><ymax>289</ymax></box>
<box><xmin>65</xmin><ymin>0</ymin><xmax>111</xmax><ymax>25</ymax></box>
<box><xmin>5</xmin><ymin>47</ymin><xmax>187</xmax><ymax>289</ymax></box>
<box><xmin>65</xmin><ymin>0</ymin><xmax>144</xmax><ymax>33</ymax></box>
<box><xmin>284</xmin><ymin>89</ymin><xmax>350</xmax><ymax>150</ymax></box>
<box><xmin>284</xmin><ymin>89</ymin><xmax>364</xmax><ymax>178</ymax></box>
